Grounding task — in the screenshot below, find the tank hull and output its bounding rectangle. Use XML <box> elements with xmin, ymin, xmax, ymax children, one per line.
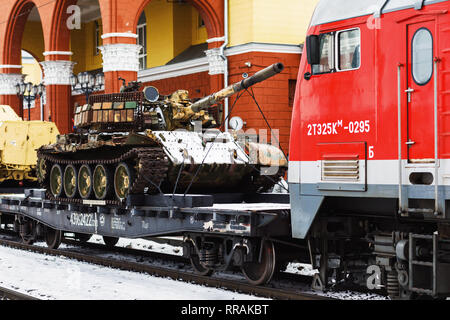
<box><xmin>37</xmin><ymin>130</ymin><xmax>286</xmax><ymax>203</ymax></box>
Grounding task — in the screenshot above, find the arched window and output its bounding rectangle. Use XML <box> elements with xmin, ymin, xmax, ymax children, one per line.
<box><xmin>412</xmin><ymin>28</ymin><xmax>433</xmax><ymax>85</ymax></box>
<box><xmin>94</xmin><ymin>20</ymin><xmax>101</xmax><ymax>56</ymax></box>
<box><xmin>137</xmin><ymin>12</ymin><xmax>147</xmax><ymax>70</ymax></box>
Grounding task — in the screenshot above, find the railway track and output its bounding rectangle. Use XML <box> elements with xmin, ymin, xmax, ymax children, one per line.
<box><xmin>62</xmin><ymin>238</ymin><xmax>316</xmax><ymax>285</ymax></box>
<box><xmin>0</xmin><ymin>285</ymin><xmax>38</xmax><ymax>300</ymax></box>
<box><xmin>0</xmin><ymin>237</ymin><xmax>331</xmax><ymax>300</ymax></box>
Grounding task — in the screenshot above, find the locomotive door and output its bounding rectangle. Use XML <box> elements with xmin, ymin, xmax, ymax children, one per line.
<box><xmin>406</xmin><ymin>20</ymin><xmax>436</xmax><ymax>163</ymax></box>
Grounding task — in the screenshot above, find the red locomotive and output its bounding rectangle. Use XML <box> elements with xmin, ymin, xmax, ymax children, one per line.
<box><xmin>289</xmin><ymin>0</ymin><xmax>450</xmax><ymax>298</ymax></box>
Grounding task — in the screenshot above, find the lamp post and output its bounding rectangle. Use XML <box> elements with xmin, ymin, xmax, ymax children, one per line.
<box><xmin>70</xmin><ymin>72</ymin><xmax>104</xmax><ymax>104</ymax></box>
<box><xmin>15</xmin><ymin>81</ymin><xmax>45</xmax><ymax>121</ymax></box>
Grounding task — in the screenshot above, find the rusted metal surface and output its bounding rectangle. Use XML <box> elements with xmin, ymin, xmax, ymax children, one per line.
<box><xmin>37</xmin><ymin>63</ymin><xmax>287</xmax><ymax>203</ymax></box>
<box><xmin>248</xmin><ymin>142</ymin><xmax>288</xmax><ymax>168</ymax></box>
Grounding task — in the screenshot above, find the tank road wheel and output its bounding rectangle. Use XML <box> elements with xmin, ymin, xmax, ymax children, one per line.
<box><xmin>114</xmin><ymin>162</ymin><xmax>135</xmax><ymax>201</ymax></box>
<box><xmin>36</xmin><ymin>157</ymin><xmax>48</xmax><ymax>184</ymax></box>
<box><xmin>241</xmin><ymin>240</ymin><xmax>276</xmax><ymax>286</ymax></box>
<box><xmin>103</xmin><ymin>236</ymin><xmax>119</xmax><ymax>248</ymax></box>
<box><xmin>49</xmin><ymin>164</ymin><xmax>64</xmax><ymax>197</ymax></box>
<box><xmin>64</xmin><ymin>165</ymin><xmax>78</xmax><ymax>198</ymax></box>
<box><xmin>93</xmin><ymin>164</ymin><xmax>112</xmax><ymax>200</ymax></box>
<box><xmin>45</xmin><ymin>226</ymin><xmax>62</xmax><ymax>250</ymax></box>
<box><xmin>78</xmin><ymin>165</ymin><xmax>93</xmax><ymax>200</ymax></box>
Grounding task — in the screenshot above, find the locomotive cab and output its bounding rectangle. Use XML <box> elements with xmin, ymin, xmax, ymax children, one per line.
<box><xmin>289</xmin><ymin>0</ymin><xmax>450</xmax><ymax>299</ymax></box>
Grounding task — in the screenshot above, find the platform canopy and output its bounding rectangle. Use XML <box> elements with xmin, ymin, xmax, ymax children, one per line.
<box><xmin>310</xmin><ymin>0</ymin><xmax>448</xmax><ymax>26</ymax></box>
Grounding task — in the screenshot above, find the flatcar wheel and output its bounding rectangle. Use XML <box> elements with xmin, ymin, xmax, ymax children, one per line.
<box><xmin>190</xmin><ymin>255</ymin><xmax>214</xmax><ymax>276</ymax></box>
<box><xmin>45</xmin><ymin>226</ymin><xmax>62</xmax><ymax>250</ymax></box>
<box><xmin>103</xmin><ymin>236</ymin><xmax>119</xmax><ymax>248</ymax></box>
<box><xmin>75</xmin><ymin>233</ymin><xmax>92</xmax><ymax>243</ymax></box>
<box><xmin>49</xmin><ymin>164</ymin><xmax>64</xmax><ymax>197</ymax></box>
<box><xmin>93</xmin><ymin>164</ymin><xmax>112</xmax><ymax>200</ymax></box>
<box><xmin>241</xmin><ymin>240</ymin><xmax>276</xmax><ymax>286</ymax></box>
<box><xmin>114</xmin><ymin>162</ymin><xmax>135</xmax><ymax>201</ymax></box>
<box><xmin>78</xmin><ymin>165</ymin><xmax>93</xmax><ymax>199</ymax></box>
<box><xmin>19</xmin><ymin>219</ymin><xmax>36</xmax><ymax>245</ymax></box>
<box><xmin>64</xmin><ymin>165</ymin><xmax>78</xmax><ymax>198</ymax></box>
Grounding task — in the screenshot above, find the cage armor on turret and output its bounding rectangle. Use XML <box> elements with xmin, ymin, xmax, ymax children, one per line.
<box><xmin>37</xmin><ymin>63</ymin><xmax>287</xmax><ymax>204</ymax></box>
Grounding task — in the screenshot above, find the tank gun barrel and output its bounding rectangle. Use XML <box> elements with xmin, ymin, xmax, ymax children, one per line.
<box><xmin>190</xmin><ymin>62</ymin><xmax>284</xmax><ymax>113</ymax></box>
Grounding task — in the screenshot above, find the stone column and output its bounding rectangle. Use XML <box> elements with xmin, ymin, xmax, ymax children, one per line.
<box><xmin>99</xmin><ymin>33</ymin><xmax>141</xmax><ymax>93</ymax></box>
<box><xmin>40</xmin><ymin>56</ymin><xmax>76</xmax><ymax>133</ymax></box>
<box><xmin>0</xmin><ymin>69</ymin><xmax>25</xmax><ymax>117</ymax></box>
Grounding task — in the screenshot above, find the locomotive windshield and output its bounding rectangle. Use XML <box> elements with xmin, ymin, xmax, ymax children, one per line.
<box><xmin>312</xmin><ymin>28</ymin><xmax>361</xmax><ymax>74</ymax></box>
<box><xmin>310</xmin><ymin>0</ymin><xmax>448</xmax><ymax>26</ymax></box>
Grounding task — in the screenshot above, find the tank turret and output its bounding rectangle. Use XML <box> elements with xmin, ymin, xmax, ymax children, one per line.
<box><xmin>38</xmin><ymin>63</ymin><xmax>287</xmax><ymax>204</ymax></box>
<box><xmin>73</xmin><ymin>63</ymin><xmax>284</xmax><ymax>132</ymax></box>
<box><xmin>0</xmin><ymin>105</ymin><xmax>59</xmax><ymax>185</ymax></box>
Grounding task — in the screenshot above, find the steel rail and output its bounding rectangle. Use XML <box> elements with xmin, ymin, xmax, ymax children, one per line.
<box><xmin>0</xmin><ymin>238</ymin><xmax>332</xmax><ymax>300</ymax></box>
<box><xmin>0</xmin><ymin>286</ymin><xmax>39</xmax><ymax>300</ymax></box>
<box><xmin>62</xmin><ymin>238</ymin><xmax>315</xmax><ymax>284</ymax></box>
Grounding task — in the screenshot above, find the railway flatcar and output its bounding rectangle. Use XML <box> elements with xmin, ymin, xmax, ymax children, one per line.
<box><xmin>289</xmin><ymin>0</ymin><xmax>450</xmax><ymax>298</ymax></box>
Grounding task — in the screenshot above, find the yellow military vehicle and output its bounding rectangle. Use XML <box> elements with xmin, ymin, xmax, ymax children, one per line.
<box><xmin>0</xmin><ymin>105</ymin><xmax>59</xmax><ymax>184</ymax></box>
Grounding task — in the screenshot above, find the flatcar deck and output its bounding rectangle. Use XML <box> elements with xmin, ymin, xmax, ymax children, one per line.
<box><xmin>0</xmin><ymin>190</ymin><xmax>291</xmax><ymax>239</ymax></box>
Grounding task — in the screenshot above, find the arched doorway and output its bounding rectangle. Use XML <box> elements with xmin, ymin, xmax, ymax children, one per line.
<box><xmin>1</xmin><ymin>0</ymin><xmax>46</xmax><ymax>118</ymax></box>
<box><xmin>133</xmin><ymin>0</ymin><xmax>224</xmax><ymax>101</ymax></box>
<box><xmin>44</xmin><ymin>0</ymin><xmax>104</xmax><ymax>133</ymax></box>
<box><xmin>21</xmin><ymin>49</ymin><xmax>44</xmax><ymax>120</ymax></box>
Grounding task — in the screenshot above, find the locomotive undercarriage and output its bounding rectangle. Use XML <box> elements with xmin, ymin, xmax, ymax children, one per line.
<box><xmin>306</xmin><ymin>196</ymin><xmax>450</xmax><ymax>299</ymax></box>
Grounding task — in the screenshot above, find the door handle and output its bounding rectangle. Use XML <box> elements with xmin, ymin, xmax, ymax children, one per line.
<box><xmin>405</xmin><ymin>88</ymin><xmax>415</xmax><ymax>103</ymax></box>
<box><xmin>406</xmin><ymin>140</ymin><xmax>416</xmax><ymax>146</ymax></box>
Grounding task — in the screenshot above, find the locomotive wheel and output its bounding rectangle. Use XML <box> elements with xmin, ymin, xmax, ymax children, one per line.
<box><xmin>93</xmin><ymin>164</ymin><xmax>112</xmax><ymax>200</ymax></box>
<box><xmin>114</xmin><ymin>162</ymin><xmax>135</xmax><ymax>201</ymax></box>
<box><xmin>37</xmin><ymin>157</ymin><xmax>47</xmax><ymax>183</ymax></box>
<box><xmin>241</xmin><ymin>240</ymin><xmax>276</xmax><ymax>285</ymax></box>
<box><xmin>45</xmin><ymin>226</ymin><xmax>62</xmax><ymax>249</ymax></box>
<box><xmin>64</xmin><ymin>165</ymin><xmax>78</xmax><ymax>198</ymax></box>
<box><xmin>103</xmin><ymin>236</ymin><xmax>119</xmax><ymax>248</ymax></box>
<box><xmin>78</xmin><ymin>165</ymin><xmax>93</xmax><ymax>199</ymax></box>
<box><xmin>190</xmin><ymin>255</ymin><xmax>214</xmax><ymax>277</ymax></box>
<box><xmin>49</xmin><ymin>164</ymin><xmax>64</xmax><ymax>197</ymax></box>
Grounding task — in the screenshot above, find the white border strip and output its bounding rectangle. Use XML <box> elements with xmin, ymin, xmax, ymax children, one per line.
<box><xmin>289</xmin><ymin>159</ymin><xmax>450</xmax><ymax>186</ymax></box>
<box><xmin>101</xmin><ymin>33</ymin><xmax>138</xmax><ymax>40</ymax></box>
<box><xmin>43</xmin><ymin>51</ymin><xmax>73</xmax><ymax>56</ymax></box>
<box><xmin>207</xmin><ymin>36</ymin><xmax>225</xmax><ymax>43</ymax></box>
<box><xmin>137</xmin><ymin>42</ymin><xmax>302</xmax><ymax>82</ymax></box>
<box><xmin>225</xmin><ymin>42</ymin><xmax>303</xmax><ymax>56</ymax></box>
<box><xmin>0</xmin><ymin>65</ymin><xmax>22</xmax><ymax>69</ymax></box>
<box><xmin>138</xmin><ymin>57</ymin><xmax>209</xmax><ymax>83</ymax></box>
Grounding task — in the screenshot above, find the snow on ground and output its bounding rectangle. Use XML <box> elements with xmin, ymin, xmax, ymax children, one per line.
<box><xmin>90</xmin><ymin>235</ymin><xmax>184</xmax><ymax>256</ymax></box>
<box><xmin>0</xmin><ymin>245</ymin><xmax>266</xmax><ymax>300</ymax></box>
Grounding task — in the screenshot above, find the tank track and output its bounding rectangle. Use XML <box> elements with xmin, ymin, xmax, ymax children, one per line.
<box><xmin>243</xmin><ymin>167</ymin><xmax>287</xmax><ymax>194</ymax></box>
<box><xmin>37</xmin><ymin>147</ymin><xmax>168</xmax><ymax>206</ymax></box>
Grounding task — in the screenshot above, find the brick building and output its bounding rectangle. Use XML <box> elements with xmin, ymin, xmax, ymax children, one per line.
<box><xmin>0</xmin><ymin>0</ymin><xmax>318</xmax><ymax>152</ymax></box>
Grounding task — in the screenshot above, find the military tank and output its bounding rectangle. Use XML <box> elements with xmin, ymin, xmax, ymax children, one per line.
<box><xmin>0</xmin><ymin>105</ymin><xmax>59</xmax><ymax>186</ymax></box>
<box><xmin>36</xmin><ymin>63</ymin><xmax>287</xmax><ymax>204</ymax></box>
